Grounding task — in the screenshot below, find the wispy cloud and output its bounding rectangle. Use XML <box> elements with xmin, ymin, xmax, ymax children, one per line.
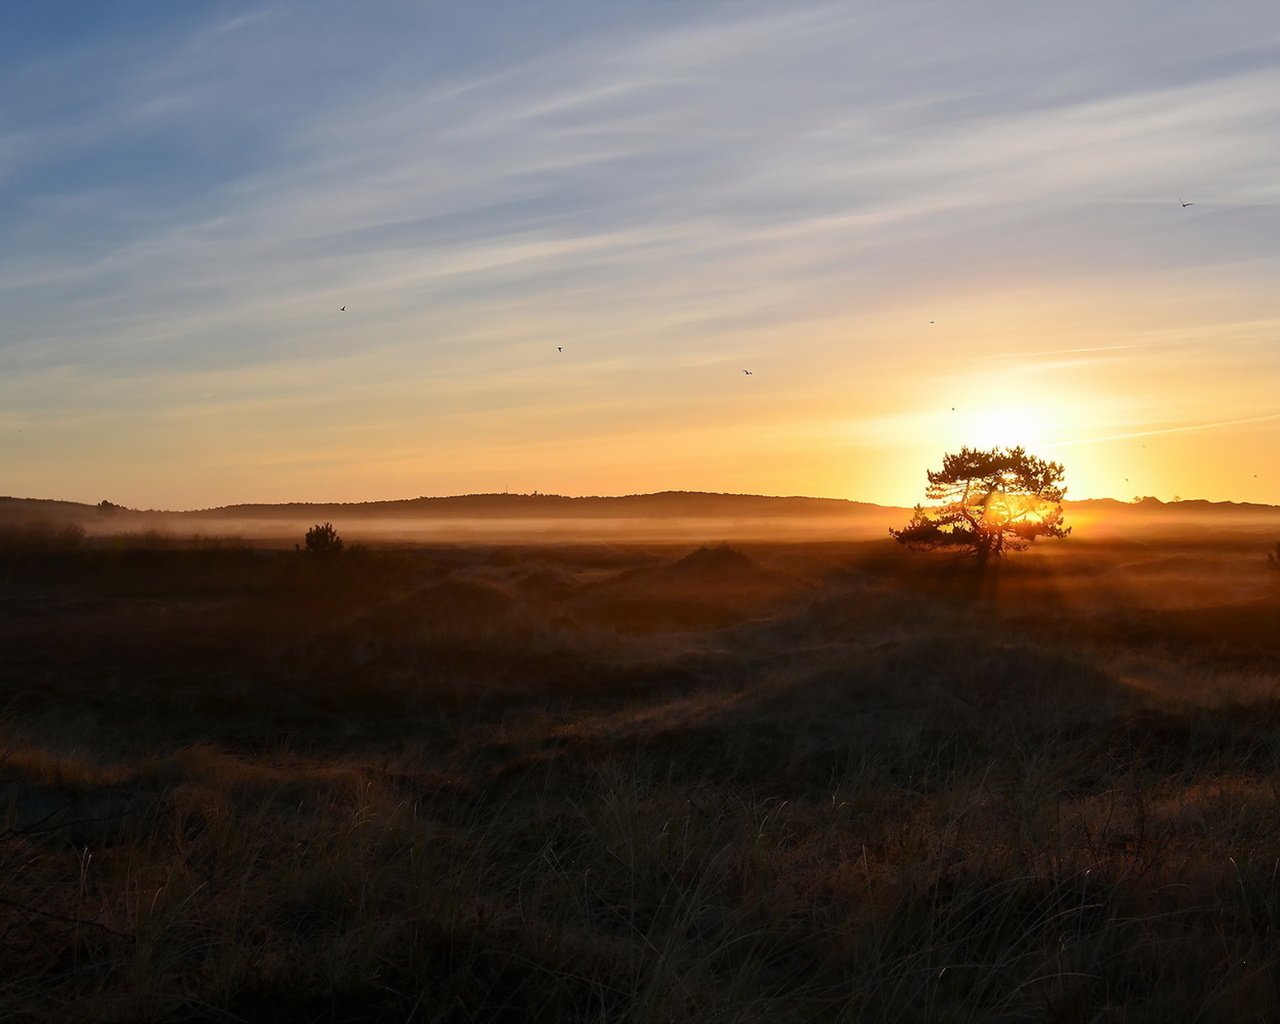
<box><xmin>1054</xmin><ymin>412</ymin><xmax>1280</xmax><ymax>449</ymax></box>
<box><xmin>2</xmin><ymin>1</ymin><xmax>1279</xmax><ymax>504</ymax></box>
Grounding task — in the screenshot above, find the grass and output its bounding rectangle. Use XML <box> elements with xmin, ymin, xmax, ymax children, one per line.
<box><xmin>3</xmin><ymin>530</ymin><xmax>1280</xmax><ymax>1021</ymax></box>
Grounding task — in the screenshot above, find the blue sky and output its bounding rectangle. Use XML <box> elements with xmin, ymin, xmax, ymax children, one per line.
<box><xmin>4</xmin><ymin>2</ymin><xmax>1280</xmax><ymax>508</ymax></box>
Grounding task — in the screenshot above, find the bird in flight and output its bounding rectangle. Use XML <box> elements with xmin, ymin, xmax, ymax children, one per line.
<box><xmin>557</xmin><ymin>346</ymin><xmax>562</xmax><ymax>352</ymax></box>
<box><xmin>1179</xmin><ymin>199</ymin><xmax>1193</xmax><ymax>208</ymax></box>
<box><xmin>339</xmin><ymin>305</ymin><xmax>346</xmax><ymax>311</ymax></box>
<box><xmin>742</xmin><ymin>369</ymin><xmax>752</xmax><ymax>375</ymax></box>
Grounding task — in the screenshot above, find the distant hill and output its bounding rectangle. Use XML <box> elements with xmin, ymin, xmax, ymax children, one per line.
<box><xmin>1064</xmin><ymin>496</ymin><xmax>1280</xmax><ymax>515</ymax></box>
<box><xmin>0</xmin><ymin>490</ymin><xmax>911</xmax><ymax>543</ymax></box>
<box><xmin>178</xmin><ymin>491</ymin><xmax>888</xmax><ymax>520</ymax></box>
<box><xmin>0</xmin><ymin>491</ymin><xmax>882</xmax><ymax>521</ymax></box>
<box><xmin>0</xmin><ymin>497</ymin><xmax>117</xmax><ymax>517</ymax></box>
<box><xmin>4</xmin><ymin>490</ymin><xmax>1280</xmax><ymax>530</ymax></box>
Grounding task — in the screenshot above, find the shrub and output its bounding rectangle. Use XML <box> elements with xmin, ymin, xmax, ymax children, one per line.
<box><xmin>304</xmin><ymin>522</ymin><xmax>344</xmax><ymax>555</ymax></box>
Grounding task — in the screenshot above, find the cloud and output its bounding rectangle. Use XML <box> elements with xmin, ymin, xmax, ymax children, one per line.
<box><xmin>1053</xmin><ymin>411</ymin><xmax>1280</xmax><ymax>449</ymax></box>
<box><xmin>3</xmin><ymin>1</ymin><xmax>1280</xmax><ymax>504</ymax></box>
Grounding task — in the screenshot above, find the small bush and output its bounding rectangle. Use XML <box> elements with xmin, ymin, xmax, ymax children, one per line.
<box><xmin>304</xmin><ymin>522</ymin><xmax>344</xmax><ymax>555</ymax></box>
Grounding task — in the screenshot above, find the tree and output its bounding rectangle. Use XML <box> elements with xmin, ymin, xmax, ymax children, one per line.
<box><xmin>304</xmin><ymin>522</ymin><xmax>344</xmax><ymax>555</ymax></box>
<box><xmin>891</xmin><ymin>446</ymin><xmax>1070</xmax><ymax>567</ymax></box>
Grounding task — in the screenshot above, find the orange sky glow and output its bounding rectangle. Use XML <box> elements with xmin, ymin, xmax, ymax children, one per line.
<box><xmin>3</xmin><ymin>4</ymin><xmax>1278</xmax><ymax>510</ymax></box>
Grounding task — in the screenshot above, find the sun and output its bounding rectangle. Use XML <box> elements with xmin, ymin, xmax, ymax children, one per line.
<box><xmin>962</xmin><ymin>401</ymin><xmax>1050</xmax><ymax>451</ymax></box>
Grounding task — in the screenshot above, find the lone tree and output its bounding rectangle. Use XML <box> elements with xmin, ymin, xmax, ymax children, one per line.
<box><xmin>891</xmin><ymin>445</ymin><xmax>1070</xmax><ymax>567</ymax></box>
<box><xmin>304</xmin><ymin>521</ymin><xmax>344</xmax><ymax>555</ymax></box>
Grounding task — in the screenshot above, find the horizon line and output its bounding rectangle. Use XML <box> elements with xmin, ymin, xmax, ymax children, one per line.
<box><xmin>5</xmin><ymin>489</ymin><xmax>1278</xmax><ymax>517</ymax></box>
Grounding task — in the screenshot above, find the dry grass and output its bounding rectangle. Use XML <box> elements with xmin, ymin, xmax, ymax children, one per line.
<box><xmin>3</xmin><ymin>532</ymin><xmax>1280</xmax><ymax>1021</ymax></box>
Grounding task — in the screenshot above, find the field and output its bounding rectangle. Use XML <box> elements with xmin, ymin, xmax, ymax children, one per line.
<box><xmin>4</xmin><ymin>516</ymin><xmax>1280</xmax><ymax>1022</ymax></box>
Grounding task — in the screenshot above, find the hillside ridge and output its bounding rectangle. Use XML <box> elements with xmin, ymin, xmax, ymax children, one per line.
<box><xmin>3</xmin><ymin>491</ymin><xmax>1279</xmax><ymax>520</ymax></box>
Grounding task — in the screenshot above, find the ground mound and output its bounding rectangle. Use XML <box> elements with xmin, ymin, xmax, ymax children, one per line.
<box><xmin>570</xmin><ymin>545</ymin><xmax>809</xmax><ymax>631</ymax></box>
<box><xmin>422</xmin><ymin>577</ymin><xmax>517</xmax><ymax>616</ymax></box>
<box><xmin>512</xmin><ymin>568</ymin><xmax>580</xmax><ymax>600</ymax></box>
<box><xmin>665</xmin><ymin>544</ymin><xmax>763</xmax><ymax>577</ymax></box>
<box><xmin>597</xmin><ymin>545</ymin><xmax>792</xmax><ymax>592</ymax></box>
<box><xmin>363</xmin><ymin>576</ymin><xmax>519</xmax><ymax>636</ymax></box>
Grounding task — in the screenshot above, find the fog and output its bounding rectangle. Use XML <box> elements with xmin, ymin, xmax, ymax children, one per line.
<box><xmin>161</xmin><ymin>513</ymin><xmax>908</xmax><ymax>546</ymax></box>
<box><xmin>6</xmin><ymin>495</ymin><xmax>1280</xmax><ymax>549</ymax></box>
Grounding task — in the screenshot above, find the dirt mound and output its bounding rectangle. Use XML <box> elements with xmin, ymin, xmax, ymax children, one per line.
<box><xmin>666</xmin><ymin>544</ymin><xmax>763</xmax><ymax>577</ymax></box>
<box><xmin>365</xmin><ymin>576</ymin><xmax>519</xmax><ymax>635</ymax></box>
<box><xmin>598</xmin><ymin>545</ymin><xmax>788</xmax><ymax>591</ymax></box>
<box><xmin>421</xmin><ymin>577</ymin><xmax>517</xmax><ymax>616</ymax></box>
<box><xmin>513</xmin><ymin>568</ymin><xmax>580</xmax><ymax>600</ymax></box>
<box><xmin>570</xmin><ymin>545</ymin><xmax>810</xmax><ymax>632</ymax></box>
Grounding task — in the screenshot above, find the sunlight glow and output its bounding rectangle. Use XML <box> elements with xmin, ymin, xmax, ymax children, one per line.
<box><xmin>962</xmin><ymin>401</ymin><xmax>1050</xmax><ymax>451</ymax></box>
<box><xmin>4</xmin><ymin>5</ymin><xmax>1280</xmax><ymax>508</ymax></box>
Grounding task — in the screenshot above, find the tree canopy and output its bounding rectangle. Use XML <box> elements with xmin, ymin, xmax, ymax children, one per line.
<box><xmin>891</xmin><ymin>446</ymin><xmax>1070</xmax><ymax>565</ymax></box>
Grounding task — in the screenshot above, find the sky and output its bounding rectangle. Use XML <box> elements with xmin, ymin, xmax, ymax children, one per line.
<box><xmin>3</xmin><ymin>1</ymin><xmax>1279</xmax><ymax>510</ymax></box>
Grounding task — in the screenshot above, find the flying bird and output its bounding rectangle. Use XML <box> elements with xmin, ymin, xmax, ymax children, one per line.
<box><xmin>742</xmin><ymin>370</ymin><xmax>752</xmax><ymax>375</ymax></box>
<box><xmin>1179</xmin><ymin>199</ymin><xmax>1193</xmax><ymax>208</ymax></box>
<box><xmin>557</xmin><ymin>347</ymin><xmax>562</xmax><ymax>352</ymax></box>
<box><xmin>339</xmin><ymin>305</ymin><xmax>346</xmax><ymax>311</ymax></box>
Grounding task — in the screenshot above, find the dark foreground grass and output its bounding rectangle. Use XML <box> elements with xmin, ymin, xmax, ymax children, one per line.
<box><xmin>4</xmin><ymin>534</ymin><xmax>1280</xmax><ymax>1021</ymax></box>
